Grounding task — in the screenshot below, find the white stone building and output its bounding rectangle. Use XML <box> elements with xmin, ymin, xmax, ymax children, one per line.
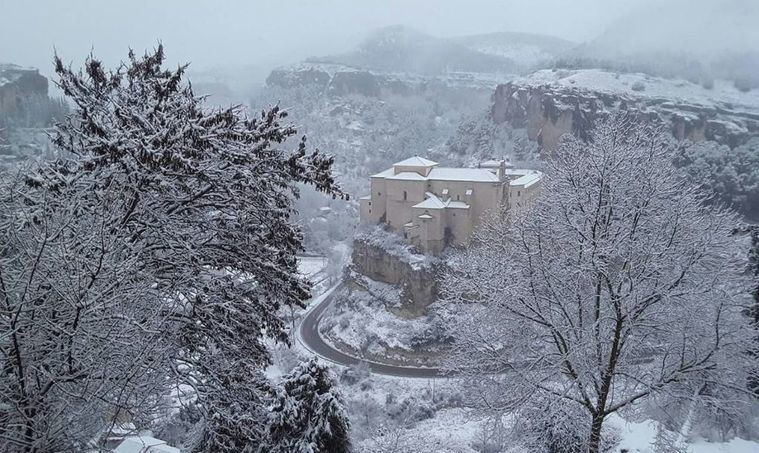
<box><xmin>359</xmin><ymin>156</ymin><xmax>542</xmax><ymax>254</ymax></box>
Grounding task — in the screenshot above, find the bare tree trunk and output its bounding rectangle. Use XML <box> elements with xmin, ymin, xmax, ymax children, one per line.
<box><xmin>588</xmin><ymin>414</ymin><xmax>605</xmax><ymax>453</ymax></box>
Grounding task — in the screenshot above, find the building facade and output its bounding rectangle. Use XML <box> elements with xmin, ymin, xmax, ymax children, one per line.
<box><xmin>359</xmin><ymin>156</ymin><xmax>542</xmax><ymax>254</ymax></box>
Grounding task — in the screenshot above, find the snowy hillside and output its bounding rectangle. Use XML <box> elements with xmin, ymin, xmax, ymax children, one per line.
<box><xmin>518</xmin><ymin>68</ymin><xmax>759</xmax><ymax>113</ymax></box>
<box><xmin>309</xmin><ymin>25</ymin><xmax>517</xmax><ymax>76</ymax></box>
<box><xmin>452</xmin><ymin>31</ymin><xmax>575</xmax><ymax>70</ymax></box>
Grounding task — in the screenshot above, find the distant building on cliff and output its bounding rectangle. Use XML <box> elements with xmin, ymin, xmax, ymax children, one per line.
<box><xmin>359</xmin><ymin>156</ymin><xmax>542</xmax><ymax>254</ymax></box>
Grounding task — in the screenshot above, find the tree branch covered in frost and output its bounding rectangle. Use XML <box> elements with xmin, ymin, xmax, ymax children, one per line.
<box><xmin>444</xmin><ymin>114</ymin><xmax>757</xmax><ymax>453</ymax></box>
<box><xmin>0</xmin><ymin>171</ymin><xmax>175</xmax><ymax>451</ymax></box>
<box><xmin>1</xmin><ymin>46</ymin><xmax>346</xmax><ymax>452</ymax></box>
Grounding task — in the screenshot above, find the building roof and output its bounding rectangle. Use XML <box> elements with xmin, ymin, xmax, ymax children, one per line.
<box><xmin>371</xmin><ymin>158</ymin><xmax>536</xmax><ymax>184</ymax></box>
<box><xmin>386</xmin><ymin>171</ymin><xmax>427</xmax><ymax>181</ymax></box>
<box><xmin>510</xmin><ymin>171</ymin><xmax>542</xmax><ymax>188</ymax></box>
<box><xmin>447</xmin><ymin>201</ymin><xmax>470</xmax><ymax>209</ymax></box>
<box><xmin>428</xmin><ymin>167</ymin><xmax>500</xmax><ymax>182</ymax></box>
<box><xmin>418</xmin><ymin>214</ymin><xmax>433</xmax><ymax>220</ymax></box>
<box><xmin>413</xmin><ymin>194</ymin><xmax>447</xmax><ymax>209</ymax></box>
<box><xmin>370</xmin><ymin>168</ymin><xmax>395</xmax><ymax>178</ymax></box>
<box><xmin>393</xmin><ymin>156</ymin><xmax>439</xmax><ymax>167</ymax></box>
<box><xmin>412</xmin><ymin>193</ymin><xmax>471</xmax><ymax>210</ymax></box>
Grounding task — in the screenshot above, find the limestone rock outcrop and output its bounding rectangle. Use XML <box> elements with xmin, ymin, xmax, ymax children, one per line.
<box><xmin>351</xmin><ymin>234</ymin><xmax>438</xmax><ymax>314</ymax></box>
<box><xmin>0</xmin><ymin>64</ymin><xmax>49</xmax><ymax>120</ymax></box>
<box><xmin>491</xmin><ymin>69</ymin><xmax>759</xmax><ymax>150</ymax></box>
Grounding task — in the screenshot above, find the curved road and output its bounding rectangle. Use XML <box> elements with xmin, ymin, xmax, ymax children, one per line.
<box><xmin>297</xmin><ymin>283</ymin><xmax>445</xmax><ymax>378</ymax></box>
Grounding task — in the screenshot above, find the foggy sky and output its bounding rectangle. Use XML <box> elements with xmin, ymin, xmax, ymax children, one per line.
<box><xmin>1</xmin><ymin>0</ymin><xmax>756</xmax><ymax>81</ymax></box>
<box><xmin>1</xmin><ymin>0</ymin><xmax>644</xmax><ymax>77</ymax></box>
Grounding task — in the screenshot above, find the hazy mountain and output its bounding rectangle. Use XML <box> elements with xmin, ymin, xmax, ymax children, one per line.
<box><xmin>451</xmin><ymin>31</ymin><xmax>575</xmax><ymax>70</ymax></box>
<box><xmin>307</xmin><ymin>25</ymin><xmax>517</xmax><ymax>76</ymax></box>
<box><xmin>560</xmin><ymin>0</ymin><xmax>759</xmax><ymax>89</ymax></box>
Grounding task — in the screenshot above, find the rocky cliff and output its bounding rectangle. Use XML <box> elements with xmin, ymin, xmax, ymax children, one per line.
<box><xmin>0</xmin><ymin>64</ymin><xmax>49</xmax><ymax>120</ymax></box>
<box><xmin>491</xmin><ymin>69</ymin><xmax>759</xmax><ymax>150</ymax></box>
<box><xmin>266</xmin><ymin>62</ymin><xmax>500</xmax><ymax>98</ymax></box>
<box><xmin>351</xmin><ymin>228</ymin><xmax>439</xmax><ymax>314</ymax></box>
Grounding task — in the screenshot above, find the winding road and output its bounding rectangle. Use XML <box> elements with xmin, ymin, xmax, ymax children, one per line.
<box><xmin>296</xmin><ymin>282</ymin><xmax>445</xmax><ymax>378</ymax></box>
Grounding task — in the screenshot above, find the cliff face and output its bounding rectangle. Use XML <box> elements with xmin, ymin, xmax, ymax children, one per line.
<box><xmin>266</xmin><ymin>62</ymin><xmax>499</xmax><ymax>99</ymax></box>
<box><xmin>0</xmin><ymin>64</ymin><xmax>49</xmax><ymax>120</ymax></box>
<box><xmin>351</xmin><ymin>238</ymin><xmax>438</xmax><ymax>314</ymax></box>
<box><xmin>491</xmin><ymin>69</ymin><xmax>759</xmax><ymax>150</ymax></box>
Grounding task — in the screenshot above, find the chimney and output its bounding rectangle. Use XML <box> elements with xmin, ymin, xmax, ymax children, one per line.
<box><xmin>499</xmin><ymin>159</ymin><xmax>506</xmax><ymax>182</ymax></box>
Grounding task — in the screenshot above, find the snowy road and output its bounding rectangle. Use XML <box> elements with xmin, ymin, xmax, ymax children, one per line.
<box><xmin>297</xmin><ymin>282</ymin><xmax>445</xmax><ymax>378</ymax></box>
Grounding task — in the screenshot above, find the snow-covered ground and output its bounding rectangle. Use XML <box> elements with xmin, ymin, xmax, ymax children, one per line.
<box><xmin>516</xmin><ymin>69</ymin><xmax>759</xmax><ymax>113</ymax></box>
<box><xmin>609</xmin><ymin>413</ymin><xmax>759</xmax><ymax>453</ymax></box>
<box><xmin>297</xmin><ymin>256</ymin><xmax>328</xmax><ymax>279</ymax></box>
<box><xmin>286</xmin><ymin>275</ymin><xmax>759</xmax><ymax>453</ymax></box>
<box><xmin>318</xmin><ymin>274</ymin><xmax>450</xmax><ymax>366</ymax></box>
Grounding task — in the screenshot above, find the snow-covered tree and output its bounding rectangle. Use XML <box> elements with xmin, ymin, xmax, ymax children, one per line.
<box><xmin>1</xmin><ymin>46</ymin><xmax>345</xmax><ymax>452</ymax></box>
<box><xmin>674</xmin><ymin>138</ymin><xmax>759</xmax><ymax>220</ymax></box>
<box><xmin>266</xmin><ymin>358</ymin><xmax>351</xmax><ymax>453</ymax></box>
<box><xmin>0</xmin><ymin>171</ymin><xmax>174</xmax><ymax>452</ymax></box>
<box><xmin>444</xmin><ymin>114</ymin><xmax>755</xmax><ymax>453</ymax></box>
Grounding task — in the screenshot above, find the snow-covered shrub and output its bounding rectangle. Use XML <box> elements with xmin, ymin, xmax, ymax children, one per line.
<box><xmin>631</xmin><ymin>80</ymin><xmax>646</xmax><ymax>91</ymax></box>
<box><xmin>386</xmin><ymin>397</ymin><xmax>437</xmax><ymax>424</ymax></box>
<box><xmin>471</xmin><ymin>416</ymin><xmax>508</xmax><ymax>453</ymax></box>
<box><xmin>651</xmin><ymin>424</ymin><xmax>689</xmax><ymax>453</ymax></box>
<box><xmin>340</xmin><ymin>361</ymin><xmax>372</xmax><ymax>387</ymax></box>
<box><xmin>271</xmin><ymin>343</ymin><xmax>303</xmax><ymax>376</ymax></box>
<box><xmin>514</xmin><ymin>398</ymin><xmax>620</xmax><ymax>453</ymax></box>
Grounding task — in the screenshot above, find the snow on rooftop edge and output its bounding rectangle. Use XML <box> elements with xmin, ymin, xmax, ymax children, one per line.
<box><xmin>392</xmin><ymin>156</ymin><xmax>439</xmax><ymax>167</ymax></box>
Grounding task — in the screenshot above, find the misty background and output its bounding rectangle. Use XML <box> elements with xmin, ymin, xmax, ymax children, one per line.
<box><xmin>4</xmin><ymin>0</ymin><xmax>757</xmax><ymax>96</ymax></box>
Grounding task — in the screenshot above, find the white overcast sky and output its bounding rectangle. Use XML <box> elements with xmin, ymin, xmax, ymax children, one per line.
<box><xmin>1</xmin><ymin>0</ymin><xmax>646</xmax><ymax>76</ymax></box>
<box><xmin>1</xmin><ymin>0</ymin><xmax>756</xmax><ymax>79</ymax></box>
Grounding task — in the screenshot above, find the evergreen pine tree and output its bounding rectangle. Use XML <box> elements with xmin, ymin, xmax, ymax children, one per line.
<box><xmin>266</xmin><ymin>358</ymin><xmax>351</xmax><ymax>453</ymax></box>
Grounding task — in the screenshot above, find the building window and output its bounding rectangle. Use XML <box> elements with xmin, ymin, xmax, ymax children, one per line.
<box><xmin>403</xmin><ymin>190</ymin><xmax>407</xmax><ymax>201</ymax></box>
<box><xmin>378</xmin><ymin>192</ymin><xmax>381</xmax><ymax>196</ymax></box>
<box><xmin>456</xmin><ymin>194</ymin><xmax>460</xmax><ymax>201</ymax></box>
<box><xmin>518</xmin><ymin>191</ymin><xmax>521</xmax><ymax>197</ymax></box>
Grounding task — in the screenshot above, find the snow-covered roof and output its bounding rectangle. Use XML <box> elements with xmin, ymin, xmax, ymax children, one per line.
<box><xmin>413</xmin><ymin>194</ymin><xmax>447</xmax><ymax>209</ymax></box>
<box><xmin>504</xmin><ymin>169</ymin><xmax>533</xmax><ymax>177</ymax></box>
<box><xmin>370</xmin><ymin>168</ymin><xmax>395</xmax><ymax>178</ymax></box>
<box><xmin>371</xmin><ymin>159</ymin><xmax>531</xmax><ymax>183</ymax></box>
<box><xmin>418</xmin><ymin>214</ymin><xmax>433</xmax><ymax>220</ymax></box>
<box><xmin>428</xmin><ymin>167</ymin><xmax>500</xmax><ymax>182</ymax></box>
<box><xmin>359</xmin><ymin>195</ymin><xmax>371</xmax><ymax>200</ymax></box>
<box><xmin>114</xmin><ymin>435</ymin><xmax>179</xmax><ymax>453</ymax></box>
<box><xmin>447</xmin><ymin>201</ymin><xmax>470</xmax><ymax>209</ymax></box>
<box><xmin>386</xmin><ymin>171</ymin><xmax>427</xmax><ymax>181</ymax></box>
<box><xmin>412</xmin><ymin>192</ymin><xmax>470</xmax><ymax>210</ymax></box>
<box><xmin>393</xmin><ymin>156</ymin><xmax>438</xmax><ymax>167</ymax></box>
<box><xmin>510</xmin><ymin>171</ymin><xmax>542</xmax><ymax>188</ymax></box>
